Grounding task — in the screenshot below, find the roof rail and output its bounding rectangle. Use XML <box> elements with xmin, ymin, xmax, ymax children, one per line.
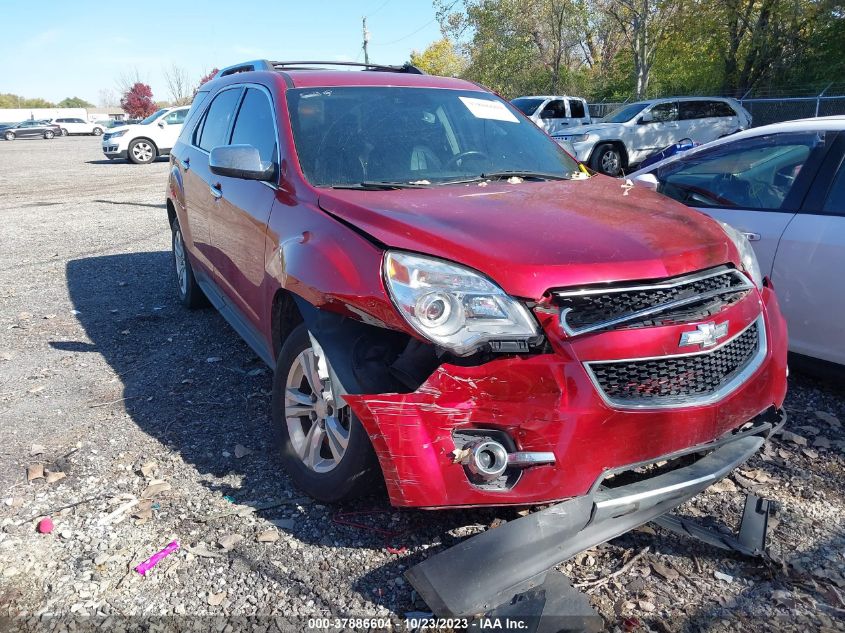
<box><xmin>269</xmin><ymin>60</ymin><xmax>424</xmax><ymax>74</ymax></box>
<box><xmin>215</xmin><ymin>60</ymin><xmax>275</xmax><ymax>78</ymax></box>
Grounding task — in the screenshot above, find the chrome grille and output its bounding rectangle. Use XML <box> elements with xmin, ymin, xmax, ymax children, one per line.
<box><xmin>555</xmin><ymin>267</ymin><xmax>752</xmax><ymax>336</ymax></box>
<box><xmin>585</xmin><ymin>316</ymin><xmax>766</xmax><ymax>408</ymax></box>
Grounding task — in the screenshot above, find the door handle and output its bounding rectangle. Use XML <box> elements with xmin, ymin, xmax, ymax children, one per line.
<box><xmin>210</xmin><ymin>182</ymin><xmax>222</xmax><ymax>199</ymax></box>
<box><xmin>180</xmin><ymin>156</ymin><xmax>190</xmax><ymax>171</ymax></box>
<box><xmin>741</xmin><ymin>231</ymin><xmax>761</xmax><ymax>241</ymax></box>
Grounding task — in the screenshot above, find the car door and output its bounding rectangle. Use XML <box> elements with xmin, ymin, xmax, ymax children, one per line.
<box><xmin>770</xmin><ymin>134</ymin><xmax>845</xmax><ymax>365</ymax></box>
<box><xmin>184</xmin><ymin>87</ymin><xmax>243</xmax><ymax>279</ymax></box>
<box><xmin>678</xmin><ymin>101</ymin><xmax>706</xmax><ymax>143</ymax></box>
<box><xmin>209</xmin><ymin>87</ymin><xmax>279</xmax><ymax>329</ymax></box>
<box><xmin>651</xmin><ymin>130</ymin><xmax>833</xmax><ymax>278</ymax></box>
<box><xmin>631</xmin><ymin>101</ymin><xmax>679</xmax><ymax>161</ymax></box>
<box><xmin>156</xmin><ymin>109</ymin><xmax>188</xmax><ymax>151</ymax></box>
<box><xmin>537</xmin><ymin>99</ymin><xmax>569</xmax><ymax>135</ymax></box>
<box><xmin>18</xmin><ymin>121</ymin><xmax>40</xmax><ymax>138</ymax></box>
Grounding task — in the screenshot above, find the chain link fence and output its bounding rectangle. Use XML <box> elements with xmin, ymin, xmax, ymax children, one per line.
<box><xmin>588</xmin><ymin>92</ymin><xmax>845</xmax><ymax>127</ymax></box>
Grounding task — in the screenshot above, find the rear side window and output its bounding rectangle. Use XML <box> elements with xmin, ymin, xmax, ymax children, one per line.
<box><xmin>230</xmin><ymin>88</ymin><xmax>277</xmax><ymax>165</ymax></box>
<box><xmin>196</xmin><ymin>88</ymin><xmax>242</xmax><ymax>152</ymax></box>
<box><xmin>656</xmin><ymin>131</ymin><xmax>828</xmax><ymax>211</ymax></box>
<box><xmin>712</xmin><ymin>101</ymin><xmax>737</xmax><ymax>117</ymax></box>
<box><xmin>540</xmin><ymin>100</ymin><xmax>567</xmax><ymax>119</ymax></box>
<box><xmin>680</xmin><ymin>101</ymin><xmax>708</xmax><ymax>120</ymax></box>
<box><xmin>569</xmin><ymin>100</ymin><xmax>586</xmax><ymax>118</ymax></box>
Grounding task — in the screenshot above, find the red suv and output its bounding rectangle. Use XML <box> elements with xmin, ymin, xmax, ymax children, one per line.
<box><xmin>166</xmin><ymin>61</ymin><xmax>787</xmax><ymax>519</ymax></box>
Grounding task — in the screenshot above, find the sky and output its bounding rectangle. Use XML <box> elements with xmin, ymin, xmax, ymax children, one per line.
<box><xmin>0</xmin><ymin>0</ymin><xmax>443</xmax><ymax>105</ymax></box>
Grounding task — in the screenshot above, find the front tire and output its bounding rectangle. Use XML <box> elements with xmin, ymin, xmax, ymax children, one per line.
<box><xmin>128</xmin><ymin>138</ymin><xmax>156</xmax><ymax>164</ymax></box>
<box><xmin>92</xmin><ymin>127</ymin><xmax>103</xmax><ymax>136</ymax></box>
<box><xmin>171</xmin><ymin>220</ymin><xmax>206</xmax><ymax>309</ymax></box>
<box><xmin>271</xmin><ymin>323</ymin><xmax>380</xmax><ymax>502</ymax></box>
<box><xmin>44</xmin><ymin>130</ymin><xmax>55</xmax><ymax>139</ymax></box>
<box><xmin>4</xmin><ymin>131</ymin><xmax>13</xmax><ymax>141</ymax></box>
<box><xmin>590</xmin><ymin>143</ymin><xmax>624</xmax><ymax>176</ymax></box>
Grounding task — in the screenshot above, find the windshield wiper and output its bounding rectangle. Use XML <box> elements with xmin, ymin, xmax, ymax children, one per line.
<box><xmin>331</xmin><ymin>181</ymin><xmax>431</xmax><ymax>190</ymax></box>
<box><xmin>480</xmin><ymin>171</ymin><xmax>571</xmax><ymax>181</ymax></box>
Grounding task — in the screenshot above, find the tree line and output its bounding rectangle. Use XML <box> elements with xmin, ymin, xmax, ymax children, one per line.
<box><xmin>410</xmin><ymin>0</ymin><xmax>845</xmax><ymax>101</ymax></box>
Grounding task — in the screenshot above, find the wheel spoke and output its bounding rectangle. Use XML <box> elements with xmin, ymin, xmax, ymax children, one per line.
<box><xmin>299</xmin><ymin>422</ymin><xmax>325</xmax><ymax>469</ymax></box>
<box><xmin>300</xmin><ymin>349</ymin><xmax>323</xmax><ymax>396</ymax></box>
<box><xmin>324</xmin><ymin>415</ymin><xmax>349</xmax><ymax>462</ymax></box>
<box><xmin>285</xmin><ymin>388</ymin><xmax>315</xmax><ymax>417</ymax></box>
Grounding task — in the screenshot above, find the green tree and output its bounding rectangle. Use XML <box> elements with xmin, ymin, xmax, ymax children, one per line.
<box><xmin>0</xmin><ymin>93</ymin><xmax>55</xmax><ymax>108</ymax></box>
<box><xmin>57</xmin><ymin>96</ymin><xmax>94</xmax><ymax>108</ymax></box>
<box><xmin>411</xmin><ymin>38</ymin><xmax>467</xmax><ymax>76</ymax></box>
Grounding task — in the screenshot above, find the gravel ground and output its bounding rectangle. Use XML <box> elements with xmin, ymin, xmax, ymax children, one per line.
<box><xmin>0</xmin><ymin>137</ymin><xmax>844</xmax><ymax>632</ymax></box>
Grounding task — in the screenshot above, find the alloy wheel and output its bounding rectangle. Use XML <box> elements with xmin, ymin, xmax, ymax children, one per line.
<box><xmin>132</xmin><ymin>141</ymin><xmax>154</xmax><ymax>162</ymax></box>
<box><xmin>601</xmin><ymin>149</ymin><xmax>621</xmax><ymax>175</ymax></box>
<box><xmin>284</xmin><ymin>348</ymin><xmax>350</xmax><ymax>473</ymax></box>
<box><xmin>173</xmin><ymin>229</ymin><xmax>188</xmax><ymax>296</ymax></box>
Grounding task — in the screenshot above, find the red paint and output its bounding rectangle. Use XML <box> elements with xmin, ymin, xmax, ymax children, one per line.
<box><xmin>167</xmin><ymin>67</ymin><xmax>788</xmax><ymax>509</ymax></box>
<box><xmin>346</xmin><ymin>288</ymin><xmax>786</xmax><ymax>508</ymax></box>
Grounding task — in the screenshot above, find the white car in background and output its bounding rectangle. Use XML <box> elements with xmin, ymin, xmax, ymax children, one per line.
<box><xmin>44</xmin><ymin>117</ymin><xmax>105</xmax><ymax>136</ymax></box>
<box><xmin>511</xmin><ymin>95</ymin><xmax>591</xmax><ymax>135</ymax></box>
<box><xmin>101</xmin><ymin>106</ymin><xmax>190</xmax><ymax>164</ymax></box>
<box><xmin>553</xmin><ymin>96</ymin><xmax>752</xmax><ymax>176</ymax></box>
<box><xmin>629</xmin><ymin>116</ymin><xmax>845</xmax><ymax>368</ymax></box>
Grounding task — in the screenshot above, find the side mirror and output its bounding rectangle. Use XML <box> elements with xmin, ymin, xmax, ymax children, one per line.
<box><xmin>632</xmin><ymin>172</ymin><xmax>659</xmax><ymax>191</ymax></box>
<box><xmin>158</xmin><ymin>120</ymin><xmax>166</xmax><ymax>128</ymax></box>
<box><xmin>638</xmin><ymin>111</ymin><xmax>654</xmax><ymax>124</ymax></box>
<box><xmin>209</xmin><ymin>145</ymin><xmax>275</xmax><ymax>181</ymax></box>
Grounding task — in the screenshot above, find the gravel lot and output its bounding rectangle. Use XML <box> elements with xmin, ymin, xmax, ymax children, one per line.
<box><xmin>0</xmin><ymin>137</ymin><xmax>844</xmax><ymax>632</ymax></box>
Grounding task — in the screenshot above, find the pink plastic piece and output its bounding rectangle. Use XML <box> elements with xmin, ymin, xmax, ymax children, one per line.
<box><xmin>134</xmin><ymin>540</ymin><xmax>179</xmax><ymax>575</ymax></box>
<box><xmin>37</xmin><ymin>517</ymin><xmax>54</xmax><ymax>534</ymax></box>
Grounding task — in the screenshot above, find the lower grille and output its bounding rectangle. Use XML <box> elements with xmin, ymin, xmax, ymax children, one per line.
<box><xmin>586</xmin><ymin>316</ymin><xmax>766</xmax><ymax>408</ymax></box>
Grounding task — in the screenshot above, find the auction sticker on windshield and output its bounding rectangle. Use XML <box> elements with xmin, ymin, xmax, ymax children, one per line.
<box><xmin>459</xmin><ymin>96</ymin><xmax>520</xmax><ymax>123</ymax></box>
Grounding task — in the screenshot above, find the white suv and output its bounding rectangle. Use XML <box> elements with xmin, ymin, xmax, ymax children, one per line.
<box><xmin>46</xmin><ymin>118</ymin><xmax>105</xmax><ymax>136</ymax></box>
<box><xmin>101</xmin><ymin>106</ymin><xmax>190</xmax><ymax>164</ymax></box>
<box><xmin>511</xmin><ymin>95</ymin><xmax>591</xmax><ymax>135</ymax></box>
<box><xmin>553</xmin><ymin>97</ymin><xmax>752</xmax><ymax>176</ymax></box>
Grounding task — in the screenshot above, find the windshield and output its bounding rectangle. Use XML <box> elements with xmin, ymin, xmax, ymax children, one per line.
<box><xmin>602</xmin><ymin>102</ymin><xmax>649</xmax><ymax>123</ymax></box>
<box><xmin>287</xmin><ymin>87</ymin><xmax>580</xmax><ymax>187</ymax></box>
<box><xmin>139</xmin><ymin>109</ymin><xmax>166</xmax><ymax>125</ymax></box>
<box><xmin>511</xmin><ymin>97</ymin><xmax>545</xmax><ymax>116</ymax></box>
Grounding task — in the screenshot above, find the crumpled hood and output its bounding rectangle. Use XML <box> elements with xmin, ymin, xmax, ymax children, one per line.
<box><xmin>318</xmin><ymin>176</ymin><xmax>737</xmax><ymax>300</ymax></box>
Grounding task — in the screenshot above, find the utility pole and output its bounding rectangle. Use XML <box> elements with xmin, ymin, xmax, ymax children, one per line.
<box><xmin>362</xmin><ymin>17</ymin><xmax>370</xmax><ymax>66</ymax></box>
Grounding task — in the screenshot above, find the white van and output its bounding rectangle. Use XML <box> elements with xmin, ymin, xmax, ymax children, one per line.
<box><xmin>511</xmin><ymin>95</ymin><xmax>591</xmax><ymax>135</ymax></box>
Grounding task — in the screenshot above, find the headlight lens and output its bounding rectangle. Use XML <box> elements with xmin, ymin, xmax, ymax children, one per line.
<box><xmin>567</xmin><ymin>133</ymin><xmax>592</xmax><ymax>143</ymax></box>
<box><xmin>720</xmin><ymin>222</ymin><xmax>763</xmax><ymax>289</ymax></box>
<box><xmin>384</xmin><ymin>251</ymin><xmax>539</xmax><ymax>356</ymax></box>
<box><xmin>108</xmin><ymin>129</ymin><xmax>127</xmax><ymax>139</ymax></box>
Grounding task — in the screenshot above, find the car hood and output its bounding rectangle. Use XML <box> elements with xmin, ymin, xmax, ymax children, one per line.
<box><xmin>317</xmin><ymin>176</ymin><xmax>737</xmax><ymax>299</ymax></box>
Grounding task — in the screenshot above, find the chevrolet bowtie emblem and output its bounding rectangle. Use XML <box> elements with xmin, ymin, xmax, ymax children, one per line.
<box><xmin>679</xmin><ymin>321</ymin><xmax>729</xmax><ymax>348</ymax></box>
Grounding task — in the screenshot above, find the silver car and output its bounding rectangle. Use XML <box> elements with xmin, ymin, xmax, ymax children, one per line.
<box><xmin>630</xmin><ymin>116</ymin><xmax>845</xmax><ymax>367</ymax></box>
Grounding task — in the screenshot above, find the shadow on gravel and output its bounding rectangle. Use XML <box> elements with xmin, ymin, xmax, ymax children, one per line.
<box><xmin>93</xmin><ymin>199</ymin><xmax>167</xmax><ymax>209</ymax></box>
<box><xmin>85</xmin><ymin>157</ymin><xmax>169</xmax><ymax>165</ymax></box>
<box><xmin>59</xmin><ymin>251</ymin><xmax>504</xmax><ymax>616</ymax></box>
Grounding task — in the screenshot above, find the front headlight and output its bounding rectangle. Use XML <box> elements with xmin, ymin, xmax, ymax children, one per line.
<box><xmin>384</xmin><ymin>251</ymin><xmax>540</xmax><ymax>356</ymax></box>
<box><xmin>567</xmin><ymin>133</ymin><xmax>592</xmax><ymax>143</ymax></box>
<box><xmin>720</xmin><ymin>222</ymin><xmax>763</xmax><ymax>289</ymax></box>
<box><xmin>108</xmin><ymin>129</ymin><xmax>128</xmax><ymax>139</ymax></box>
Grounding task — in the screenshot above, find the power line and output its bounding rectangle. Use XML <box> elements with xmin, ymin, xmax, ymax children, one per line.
<box><xmin>369</xmin><ymin>17</ymin><xmax>437</xmax><ymax>46</ymax></box>
<box><xmin>365</xmin><ymin>0</ymin><xmax>391</xmax><ymax>18</ymax></box>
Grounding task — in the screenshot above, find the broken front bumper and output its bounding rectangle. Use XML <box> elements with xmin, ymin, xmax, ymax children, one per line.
<box><xmin>344</xmin><ymin>287</ymin><xmax>788</xmax><ymax>508</ymax></box>
<box><xmin>405</xmin><ymin>418</ymin><xmax>781</xmax><ymax>618</ymax></box>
